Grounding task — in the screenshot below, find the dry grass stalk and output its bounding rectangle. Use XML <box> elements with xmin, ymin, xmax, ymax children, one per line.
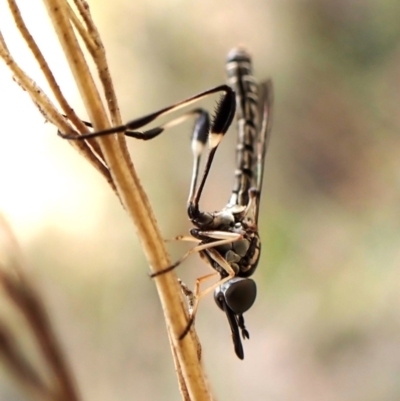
<box><xmin>0</xmin><ymin>214</ymin><xmax>80</xmax><ymax>401</ymax></box>
<box><xmin>0</xmin><ymin>0</ymin><xmax>213</xmax><ymax>400</ymax></box>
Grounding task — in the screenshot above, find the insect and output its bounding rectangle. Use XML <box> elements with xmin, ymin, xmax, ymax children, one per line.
<box><xmin>59</xmin><ymin>47</ymin><xmax>273</xmax><ymax>359</ymax></box>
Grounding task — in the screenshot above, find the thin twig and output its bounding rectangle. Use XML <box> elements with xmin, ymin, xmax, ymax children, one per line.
<box><xmin>0</xmin><ymin>322</ymin><xmax>55</xmax><ymax>401</ymax></box>
<box><xmin>71</xmin><ymin>0</ymin><xmax>121</xmax><ymax>124</ymax></box>
<box><xmin>0</xmin><ymin>31</ymin><xmax>114</xmax><ymax>189</ymax></box>
<box><xmin>0</xmin><ymin>1</ymin><xmax>214</xmax><ymax>399</ymax></box>
<box><xmin>1</xmin><ymin>275</ymin><xmax>81</xmax><ymax>401</ymax></box>
<box><xmin>40</xmin><ymin>2</ymin><xmax>212</xmax><ymax>400</ymax></box>
<box><xmin>68</xmin><ymin>0</ymin><xmax>129</xmax><ymax>161</ymax></box>
<box><xmin>0</xmin><ymin>215</ymin><xmax>81</xmax><ymax>401</ymax></box>
<box><xmin>6</xmin><ymin>0</ymin><xmax>106</xmax><ymax>164</ymax></box>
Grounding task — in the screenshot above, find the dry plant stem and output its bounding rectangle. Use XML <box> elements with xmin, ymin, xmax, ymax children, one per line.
<box><xmin>0</xmin><ymin>322</ymin><xmax>55</xmax><ymax>401</ymax></box>
<box><xmin>6</xmin><ymin>0</ymin><xmax>91</xmax><ymax>136</ymax></box>
<box><xmin>0</xmin><ymin>32</ymin><xmax>113</xmax><ymax>188</ymax></box>
<box><xmin>6</xmin><ymin>0</ymin><xmax>106</xmax><ymax>164</ymax></box>
<box><xmin>2</xmin><ymin>275</ymin><xmax>79</xmax><ymax>401</ymax></box>
<box><xmin>41</xmin><ymin>1</ymin><xmax>212</xmax><ymax>400</ymax></box>
<box><xmin>69</xmin><ymin>0</ymin><xmax>129</xmax><ymax>154</ymax></box>
<box><xmin>1</xmin><ymin>276</ymin><xmax>79</xmax><ymax>401</ymax></box>
<box><xmin>66</xmin><ymin>3</ymin><xmax>98</xmax><ymax>56</ymax></box>
<box><xmin>0</xmin><ymin>216</ymin><xmax>80</xmax><ymax>401</ymax></box>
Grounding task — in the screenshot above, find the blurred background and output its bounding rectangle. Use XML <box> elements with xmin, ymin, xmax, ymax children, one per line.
<box><xmin>1</xmin><ymin>0</ymin><xmax>400</xmax><ymax>400</ymax></box>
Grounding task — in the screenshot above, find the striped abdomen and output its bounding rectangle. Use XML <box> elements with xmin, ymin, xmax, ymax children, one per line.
<box><xmin>226</xmin><ymin>47</ymin><xmax>259</xmax><ymax>208</ymax></box>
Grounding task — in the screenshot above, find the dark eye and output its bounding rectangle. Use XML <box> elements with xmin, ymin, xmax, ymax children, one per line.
<box><xmin>214</xmin><ymin>278</ymin><xmax>257</xmax><ymax>314</ymax></box>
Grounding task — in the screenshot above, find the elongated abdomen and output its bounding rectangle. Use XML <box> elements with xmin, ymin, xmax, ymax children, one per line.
<box><xmin>226</xmin><ymin>48</ymin><xmax>260</xmax><ymax>207</ymax></box>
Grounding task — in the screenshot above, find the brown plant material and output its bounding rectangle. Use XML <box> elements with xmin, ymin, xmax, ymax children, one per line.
<box><xmin>0</xmin><ymin>214</ymin><xmax>79</xmax><ymax>401</ymax></box>
<box><xmin>0</xmin><ymin>1</ymin><xmax>212</xmax><ymax>400</ymax></box>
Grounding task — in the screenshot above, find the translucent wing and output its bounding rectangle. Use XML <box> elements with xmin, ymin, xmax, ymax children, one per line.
<box><xmin>255</xmin><ymin>80</ymin><xmax>274</xmax><ymax>223</ymax></box>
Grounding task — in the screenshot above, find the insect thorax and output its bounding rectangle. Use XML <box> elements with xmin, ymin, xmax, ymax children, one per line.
<box><xmin>190</xmin><ymin>206</ymin><xmax>261</xmax><ymax>278</ymax></box>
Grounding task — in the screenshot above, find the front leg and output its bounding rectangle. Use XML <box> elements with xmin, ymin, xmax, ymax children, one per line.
<box><xmin>150</xmin><ymin>232</ymin><xmax>243</xmax><ymax>278</ymax></box>
<box><xmin>178</xmin><ymin>248</ymin><xmax>236</xmax><ymax>340</ymax></box>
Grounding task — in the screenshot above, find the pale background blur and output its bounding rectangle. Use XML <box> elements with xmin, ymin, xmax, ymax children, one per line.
<box><xmin>1</xmin><ymin>1</ymin><xmax>400</xmax><ymax>400</ymax></box>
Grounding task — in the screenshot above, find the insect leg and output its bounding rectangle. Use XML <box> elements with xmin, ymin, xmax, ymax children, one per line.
<box><xmin>165</xmin><ymin>235</ymin><xmax>201</xmax><ymax>243</ymax></box>
<box><xmin>179</xmin><ymin>248</ymin><xmax>237</xmax><ymax>340</ymax></box>
<box><xmin>187</xmin><ymin>89</ymin><xmax>236</xmax><ymax>219</ymax></box>
<box><xmin>58</xmin><ymin>84</ymin><xmax>233</xmax><ymax>140</ymax></box>
<box><xmin>150</xmin><ymin>232</ymin><xmax>242</xmax><ymax>278</ymax></box>
<box><xmin>178</xmin><ymin>270</ymin><xmax>220</xmax><ymax>340</ymax></box>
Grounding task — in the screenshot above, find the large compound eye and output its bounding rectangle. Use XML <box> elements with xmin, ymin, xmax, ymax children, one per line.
<box><xmin>214</xmin><ymin>278</ymin><xmax>257</xmax><ymax>314</ymax></box>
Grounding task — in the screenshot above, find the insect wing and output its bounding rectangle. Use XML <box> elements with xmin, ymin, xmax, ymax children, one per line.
<box><xmin>254</xmin><ymin>80</ymin><xmax>273</xmax><ymax>223</ymax></box>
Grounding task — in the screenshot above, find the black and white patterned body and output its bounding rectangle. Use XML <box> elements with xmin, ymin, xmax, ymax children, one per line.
<box><xmin>59</xmin><ymin>46</ymin><xmax>272</xmax><ymax>360</ymax></box>
<box><xmin>187</xmin><ymin>48</ymin><xmax>271</xmax><ymax>359</ymax></box>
